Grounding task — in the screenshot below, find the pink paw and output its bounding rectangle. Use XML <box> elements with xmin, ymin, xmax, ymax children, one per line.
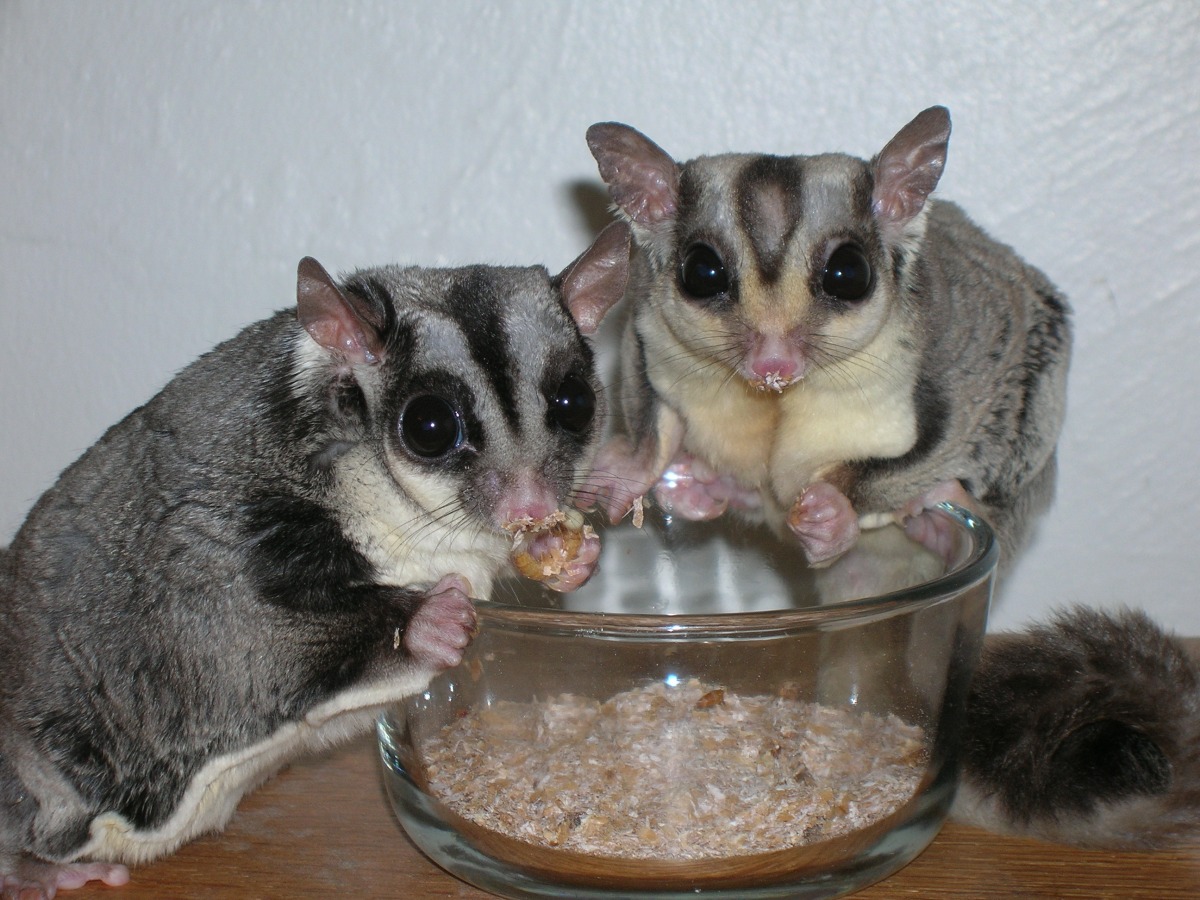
<box><xmin>653</xmin><ymin>454</ymin><xmax>762</xmax><ymax>520</ymax></box>
<box><xmin>403</xmin><ymin>575</ymin><xmax>478</xmax><ymax>671</ymax></box>
<box><xmin>577</xmin><ymin>436</ymin><xmax>660</xmax><ymax>524</ymax></box>
<box><xmin>534</xmin><ymin>527</ymin><xmax>601</xmax><ymax>593</ymax></box>
<box><xmin>3</xmin><ymin>860</ymin><xmax>130</xmax><ymax>899</ymax></box>
<box><xmin>898</xmin><ymin>480</ymin><xmax>983</xmax><ymax>563</ymax></box>
<box><xmin>786</xmin><ymin>482</ymin><xmax>861</xmax><ymax>566</ymax></box>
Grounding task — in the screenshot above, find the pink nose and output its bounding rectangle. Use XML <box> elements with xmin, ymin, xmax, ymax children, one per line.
<box><xmin>749</xmin><ymin>354</ymin><xmax>800</xmax><ymax>381</ymax></box>
<box><xmin>744</xmin><ymin>333</ymin><xmax>806</xmax><ymax>386</ymax></box>
<box><xmin>495</xmin><ymin>470</ymin><xmax>560</xmax><ymax>527</ymax></box>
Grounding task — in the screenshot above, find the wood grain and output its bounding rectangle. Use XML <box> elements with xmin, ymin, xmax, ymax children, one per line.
<box><xmin>70</xmin><ymin>641</ymin><xmax>1200</xmax><ymax>899</ymax></box>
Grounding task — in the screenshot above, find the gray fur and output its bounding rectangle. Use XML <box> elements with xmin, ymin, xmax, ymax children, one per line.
<box><xmin>583</xmin><ymin>107</ymin><xmax>1070</xmax><ymax>569</ymax></box>
<box><xmin>583</xmin><ymin>109</ymin><xmax>1199</xmax><ymax>848</ymax></box>
<box><xmin>961</xmin><ymin>607</ymin><xmax>1200</xmax><ymax>848</ymax></box>
<box><xmin>0</xmin><ymin>228</ymin><xmax>628</xmax><ymax>895</ymax></box>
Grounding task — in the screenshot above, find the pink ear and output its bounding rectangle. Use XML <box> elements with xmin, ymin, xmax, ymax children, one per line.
<box><xmin>871</xmin><ymin>106</ymin><xmax>951</xmax><ymax>241</ymax></box>
<box><xmin>586</xmin><ymin>122</ymin><xmax>680</xmax><ymax>227</ymax></box>
<box><xmin>296</xmin><ymin>257</ymin><xmax>384</xmax><ymax>366</ymax></box>
<box><xmin>557</xmin><ymin>221</ymin><xmax>631</xmax><ymax>336</ymax></box>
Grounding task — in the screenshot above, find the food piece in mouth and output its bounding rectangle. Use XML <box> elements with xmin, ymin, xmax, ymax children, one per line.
<box><xmin>506</xmin><ymin>509</ymin><xmax>595</xmax><ymax>582</ymax></box>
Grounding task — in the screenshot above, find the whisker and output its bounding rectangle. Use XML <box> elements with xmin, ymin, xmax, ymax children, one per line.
<box><xmin>372</xmin><ymin>496</ymin><xmax>485</xmax><ymax>580</ymax></box>
<box><xmin>811</xmin><ymin>333</ymin><xmax>906</xmax><ymax>383</ymax></box>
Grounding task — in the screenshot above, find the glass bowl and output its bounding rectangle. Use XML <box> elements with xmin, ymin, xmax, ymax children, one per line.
<box><xmin>378</xmin><ymin>503</ymin><xmax>996</xmax><ymax>899</ymax></box>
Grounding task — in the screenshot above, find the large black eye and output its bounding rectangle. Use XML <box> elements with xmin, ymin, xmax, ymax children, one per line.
<box><xmin>548</xmin><ymin>372</ymin><xmax>595</xmax><ymax>434</ymax></box>
<box><xmin>400</xmin><ymin>395</ymin><xmax>463</xmax><ymax>458</ymax></box>
<box><xmin>679</xmin><ymin>243</ymin><xmax>729</xmax><ymax>299</ymax></box>
<box><xmin>821</xmin><ymin>243</ymin><xmax>873</xmax><ymax>301</ymax></box>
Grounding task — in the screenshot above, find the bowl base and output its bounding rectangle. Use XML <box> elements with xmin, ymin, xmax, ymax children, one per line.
<box><xmin>379</xmin><ymin>717</ymin><xmax>954</xmax><ymax>899</ymax></box>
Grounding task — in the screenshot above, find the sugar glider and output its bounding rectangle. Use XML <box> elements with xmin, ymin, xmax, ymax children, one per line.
<box><xmin>581</xmin><ymin>106</ymin><xmax>1069</xmax><ymax>570</ymax></box>
<box><xmin>0</xmin><ymin>221</ymin><xmax>630</xmax><ymax>896</ymax></box>
<box><xmin>581</xmin><ymin>108</ymin><xmax>1199</xmax><ymax>849</ymax></box>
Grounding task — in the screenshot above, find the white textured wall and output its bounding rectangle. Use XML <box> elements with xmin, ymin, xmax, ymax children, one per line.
<box><xmin>2</xmin><ymin>1</ymin><xmax>1197</xmax><ymax>633</ymax></box>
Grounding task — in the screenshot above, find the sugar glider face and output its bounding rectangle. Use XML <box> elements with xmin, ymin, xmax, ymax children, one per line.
<box><xmin>353</xmin><ymin>263</ymin><xmax>605</xmax><ymax>532</ymax></box>
<box><xmin>657</xmin><ymin>151</ymin><xmax>907</xmax><ymax>390</ymax></box>
<box><xmin>292</xmin><ymin>224</ymin><xmax>629</xmax><ymax>589</ymax></box>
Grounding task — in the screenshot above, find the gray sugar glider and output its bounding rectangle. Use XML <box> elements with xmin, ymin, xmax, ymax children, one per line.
<box><xmin>580</xmin><ymin>108</ymin><xmax>1199</xmax><ymax>848</ymax></box>
<box><xmin>0</xmin><ymin>221</ymin><xmax>630</xmax><ymax>897</ymax></box>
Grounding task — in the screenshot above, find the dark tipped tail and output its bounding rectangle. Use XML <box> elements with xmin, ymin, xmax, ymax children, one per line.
<box><xmin>954</xmin><ymin>606</ymin><xmax>1200</xmax><ymax>848</ymax></box>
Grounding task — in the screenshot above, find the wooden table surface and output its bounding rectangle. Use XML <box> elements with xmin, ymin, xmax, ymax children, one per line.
<box><xmin>72</xmin><ymin>642</ymin><xmax>1200</xmax><ymax>900</ymax></box>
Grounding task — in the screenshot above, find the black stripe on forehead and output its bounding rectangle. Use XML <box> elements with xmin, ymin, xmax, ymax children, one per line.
<box><xmin>849</xmin><ymin>162</ymin><xmax>874</xmax><ymax>217</ymax></box>
<box><xmin>444</xmin><ymin>267</ymin><xmax>520</xmax><ymax>430</ymax></box>
<box><xmin>677</xmin><ymin>163</ymin><xmax>705</xmax><ymax>215</ymax></box>
<box><xmin>735</xmin><ymin>155</ymin><xmax>806</xmax><ymax>284</ymax></box>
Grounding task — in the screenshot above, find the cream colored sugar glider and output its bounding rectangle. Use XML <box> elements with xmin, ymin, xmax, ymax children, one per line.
<box><xmin>583</xmin><ymin>110</ymin><xmax>1200</xmax><ymax>849</ymax></box>
<box><xmin>581</xmin><ymin>106</ymin><xmax>1069</xmax><ymax>569</ymax></box>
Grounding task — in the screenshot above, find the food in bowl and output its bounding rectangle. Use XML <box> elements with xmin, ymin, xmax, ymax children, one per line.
<box><xmin>380</xmin><ymin>504</ymin><xmax>996</xmax><ymax>898</ymax></box>
<box><xmin>420</xmin><ymin>677</ymin><xmax>926</xmax><ymax>859</ymax></box>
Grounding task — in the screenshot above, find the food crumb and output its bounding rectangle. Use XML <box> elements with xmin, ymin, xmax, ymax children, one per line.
<box><xmin>758</xmin><ymin>372</ymin><xmax>790</xmax><ymax>392</ymax></box>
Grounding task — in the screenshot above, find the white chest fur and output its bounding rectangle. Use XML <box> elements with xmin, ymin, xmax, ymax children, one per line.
<box><xmin>769</xmin><ymin>362</ymin><xmax>919</xmax><ymax>500</ymax></box>
<box><xmin>649</xmin><ymin>318</ymin><xmax>921</xmax><ymax>509</ymax></box>
<box><xmin>332</xmin><ymin>443</ymin><xmax>506</xmax><ymax>597</ymax></box>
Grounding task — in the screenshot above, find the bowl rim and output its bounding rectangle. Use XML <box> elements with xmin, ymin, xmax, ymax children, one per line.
<box><xmin>477</xmin><ymin>502</ymin><xmax>997</xmax><ymax>638</ymax></box>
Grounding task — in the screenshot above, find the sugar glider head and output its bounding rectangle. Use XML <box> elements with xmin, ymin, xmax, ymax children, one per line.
<box><xmin>290</xmin><ymin>223</ymin><xmax>629</xmax><ymax>561</ymax></box>
<box><xmin>586</xmin><ymin>108</ymin><xmax>950</xmax><ymax>392</ymax></box>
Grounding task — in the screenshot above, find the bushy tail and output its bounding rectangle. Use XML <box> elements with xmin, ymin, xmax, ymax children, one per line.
<box><xmin>954</xmin><ymin>606</ymin><xmax>1200</xmax><ymax>848</ymax></box>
